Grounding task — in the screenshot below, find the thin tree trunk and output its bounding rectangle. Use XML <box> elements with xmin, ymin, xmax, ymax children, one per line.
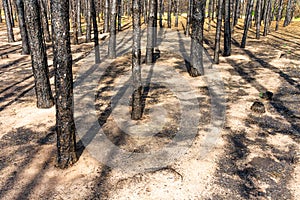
<box><xmin>223</xmin><ymin>0</ymin><xmax>231</xmax><ymax>57</ymax></box>
<box><xmin>143</xmin><ymin>0</ymin><xmax>148</xmax><ymax>23</ymax></box>
<box><xmin>15</xmin><ymin>0</ymin><xmax>30</xmax><ymax>54</ymax></box>
<box><xmin>275</xmin><ymin>0</ymin><xmax>283</xmax><ymax>31</ymax></box>
<box><xmin>255</xmin><ymin>0</ymin><xmax>262</xmax><ymax>39</ymax></box>
<box><xmin>158</xmin><ymin>0</ymin><xmax>163</xmax><ymax>28</ymax></box>
<box><xmin>263</xmin><ymin>0</ymin><xmax>271</xmax><ymax>36</ymax></box>
<box><xmin>213</xmin><ymin>0</ymin><xmax>223</xmax><ymax>64</ymax></box>
<box><xmin>208</xmin><ymin>0</ymin><xmax>213</xmax><ymax>31</ymax></box>
<box><xmin>39</xmin><ymin>0</ymin><xmax>51</xmax><ymax>42</ymax></box>
<box><xmin>189</xmin><ymin>0</ymin><xmax>206</xmax><ymax>76</ymax></box>
<box><xmin>71</xmin><ymin>0</ymin><xmax>79</xmax><ymax>44</ymax></box>
<box><xmin>8</xmin><ymin>0</ymin><xmax>15</xmax><ymax>27</ymax></box>
<box><xmin>146</xmin><ymin>0</ymin><xmax>156</xmax><ymax>64</ymax></box>
<box><xmin>24</xmin><ymin>0</ymin><xmax>54</xmax><ymax>108</ymax></box>
<box><xmin>174</xmin><ymin>0</ymin><xmax>179</xmax><ymax>27</ymax></box>
<box><xmin>241</xmin><ymin>0</ymin><xmax>254</xmax><ymax>48</ymax></box>
<box><xmin>85</xmin><ymin>0</ymin><xmax>92</xmax><ymax>42</ymax></box>
<box><xmin>91</xmin><ymin>0</ymin><xmax>100</xmax><ymax>63</ymax></box>
<box><xmin>51</xmin><ymin>0</ymin><xmax>77</xmax><ymax>169</ymax></box>
<box><xmin>186</xmin><ymin>0</ymin><xmax>192</xmax><ymax>35</ymax></box>
<box><xmin>108</xmin><ymin>0</ymin><xmax>117</xmax><ymax>58</ymax></box>
<box><xmin>234</xmin><ymin>0</ymin><xmax>240</xmax><ymax>25</ymax></box>
<box><xmin>117</xmin><ymin>0</ymin><xmax>122</xmax><ymax>31</ymax></box>
<box><xmin>167</xmin><ymin>0</ymin><xmax>171</xmax><ymax>28</ymax></box>
<box><xmin>283</xmin><ymin>0</ymin><xmax>292</xmax><ymax>27</ymax></box>
<box><xmin>104</xmin><ymin>0</ymin><xmax>109</xmax><ymax>32</ymax></box>
<box><xmin>76</xmin><ymin>0</ymin><xmax>82</xmax><ymax>36</ymax></box>
<box><xmin>131</xmin><ymin>0</ymin><xmax>142</xmax><ymax>120</ymax></box>
<box><xmin>2</xmin><ymin>0</ymin><xmax>15</xmax><ymax>42</ymax></box>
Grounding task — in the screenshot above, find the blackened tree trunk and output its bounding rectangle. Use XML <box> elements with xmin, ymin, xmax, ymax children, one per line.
<box><xmin>145</xmin><ymin>0</ymin><xmax>156</xmax><ymax>64</ymax></box>
<box><xmin>39</xmin><ymin>0</ymin><xmax>51</xmax><ymax>42</ymax></box>
<box><xmin>71</xmin><ymin>0</ymin><xmax>79</xmax><ymax>44</ymax></box>
<box><xmin>131</xmin><ymin>0</ymin><xmax>142</xmax><ymax>120</ymax></box>
<box><xmin>213</xmin><ymin>0</ymin><xmax>223</xmax><ymax>64</ymax></box>
<box><xmin>174</xmin><ymin>0</ymin><xmax>179</xmax><ymax>27</ymax></box>
<box><xmin>207</xmin><ymin>0</ymin><xmax>213</xmax><ymax>31</ymax></box>
<box><xmin>255</xmin><ymin>0</ymin><xmax>262</xmax><ymax>39</ymax></box>
<box><xmin>117</xmin><ymin>0</ymin><xmax>122</xmax><ymax>31</ymax></box>
<box><xmin>2</xmin><ymin>0</ymin><xmax>15</xmax><ymax>42</ymax></box>
<box><xmin>189</xmin><ymin>0</ymin><xmax>206</xmax><ymax>77</ymax></box>
<box><xmin>275</xmin><ymin>0</ymin><xmax>283</xmax><ymax>31</ymax></box>
<box><xmin>85</xmin><ymin>0</ymin><xmax>92</xmax><ymax>42</ymax></box>
<box><xmin>24</xmin><ymin>0</ymin><xmax>54</xmax><ymax>108</ymax></box>
<box><xmin>158</xmin><ymin>0</ymin><xmax>163</xmax><ymax>28</ymax></box>
<box><xmin>51</xmin><ymin>0</ymin><xmax>77</xmax><ymax>169</ymax></box>
<box><xmin>76</xmin><ymin>0</ymin><xmax>82</xmax><ymax>36</ymax></box>
<box><xmin>8</xmin><ymin>0</ymin><xmax>15</xmax><ymax>27</ymax></box>
<box><xmin>223</xmin><ymin>0</ymin><xmax>231</xmax><ymax>57</ymax></box>
<box><xmin>263</xmin><ymin>0</ymin><xmax>271</xmax><ymax>36</ymax></box>
<box><xmin>185</xmin><ymin>0</ymin><xmax>192</xmax><ymax>35</ymax></box>
<box><xmin>241</xmin><ymin>0</ymin><xmax>254</xmax><ymax>48</ymax></box>
<box><xmin>233</xmin><ymin>0</ymin><xmax>240</xmax><ymax>26</ymax></box>
<box><xmin>91</xmin><ymin>0</ymin><xmax>100</xmax><ymax>63</ymax></box>
<box><xmin>108</xmin><ymin>0</ymin><xmax>117</xmax><ymax>58</ymax></box>
<box><xmin>283</xmin><ymin>0</ymin><xmax>293</xmax><ymax>27</ymax></box>
<box><xmin>15</xmin><ymin>0</ymin><xmax>30</xmax><ymax>54</ymax></box>
<box><xmin>104</xmin><ymin>0</ymin><xmax>109</xmax><ymax>32</ymax></box>
<box><xmin>167</xmin><ymin>0</ymin><xmax>171</xmax><ymax>28</ymax></box>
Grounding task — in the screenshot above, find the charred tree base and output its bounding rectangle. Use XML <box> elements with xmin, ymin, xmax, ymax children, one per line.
<box><xmin>131</xmin><ymin>86</ymin><xmax>143</xmax><ymax>120</ymax></box>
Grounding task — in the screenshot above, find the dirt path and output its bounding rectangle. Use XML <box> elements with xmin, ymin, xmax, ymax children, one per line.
<box><xmin>0</xmin><ymin>19</ymin><xmax>299</xmax><ymax>200</ymax></box>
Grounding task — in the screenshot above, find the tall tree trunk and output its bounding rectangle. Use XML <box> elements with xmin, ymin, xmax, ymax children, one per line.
<box><xmin>39</xmin><ymin>0</ymin><xmax>51</xmax><ymax>42</ymax></box>
<box><xmin>131</xmin><ymin>0</ymin><xmax>142</xmax><ymax>120</ymax></box>
<box><xmin>2</xmin><ymin>0</ymin><xmax>15</xmax><ymax>42</ymax></box>
<box><xmin>71</xmin><ymin>0</ymin><xmax>79</xmax><ymax>44</ymax></box>
<box><xmin>283</xmin><ymin>0</ymin><xmax>293</xmax><ymax>27</ymax></box>
<box><xmin>104</xmin><ymin>0</ymin><xmax>109</xmax><ymax>32</ymax></box>
<box><xmin>263</xmin><ymin>0</ymin><xmax>271</xmax><ymax>36</ymax></box>
<box><xmin>207</xmin><ymin>0</ymin><xmax>213</xmax><ymax>31</ymax></box>
<box><xmin>91</xmin><ymin>0</ymin><xmax>100</xmax><ymax>63</ymax></box>
<box><xmin>167</xmin><ymin>0</ymin><xmax>171</xmax><ymax>28</ymax></box>
<box><xmin>108</xmin><ymin>0</ymin><xmax>117</xmax><ymax>58</ymax></box>
<box><xmin>76</xmin><ymin>0</ymin><xmax>82</xmax><ymax>36</ymax></box>
<box><xmin>213</xmin><ymin>0</ymin><xmax>223</xmax><ymax>64</ymax></box>
<box><xmin>189</xmin><ymin>0</ymin><xmax>206</xmax><ymax>76</ymax></box>
<box><xmin>117</xmin><ymin>0</ymin><xmax>122</xmax><ymax>31</ymax></box>
<box><xmin>275</xmin><ymin>0</ymin><xmax>283</xmax><ymax>31</ymax></box>
<box><xmin>158</xmin><ymin>0</ymin><xmax>163</xmax><ymax>28</ymax></box>
<box><xmin>8</xmin><ymin>0</ymin><xmax>15</xmax><ymax>27</ymax></box>
<box><xmin>143</xmin><ymin>0</ymin><xmax>148</xmax><ymax>23</ymax></box>
<box><xmin>241</xmin><ymin>0</ymin><xmax>254</xmax><ymax>48</ymax></box>
<box><xmin>51</xmin><ymin>0</ymin><xmax>77</xmax><ymax>169</ymax></box>
<box><xmin>15</xmin><ymin>0</ymin><xmax>30</xmax><ymax>54</ymax></box>
<box><xmin>233</xmin><ymin>0</ymin><xmax>240</xmax><ymax>25</ymax></box>
<box><xmin>186</xmin><ymin>0</ymin><xmax>192</xmax><ymax>35</ymax></box>
<box><xmin>24</xmin><ymin>0</ymin><xmax>54</xmax><ymax>108</ymax></box>
<box><xmin>145</xmin><ymin>0</ymin><xmax>156</xmax><ymax>64</ymax></box>
<box><xmin>223</xmin><ymin>0</ymin><xmax>231</xmax><ymax>56</ymax></box>
<box><xmin>85</xmin><ymin>0</ymin><xmax>92</xmax><ymax>42</ymax></box>
<box><xmin>174</xmin><ymin>0</ymin><xmax>179</xmax><ymax>27</ymax></box>
<box><xmin>255</xmin><ymin>0</ymin><xmax>262</xmax><ymax>39</ymax></box>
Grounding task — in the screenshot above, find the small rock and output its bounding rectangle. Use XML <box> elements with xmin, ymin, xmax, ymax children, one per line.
<box><xmin>251</xmin><ymin>101</ymin><xmax>266</xmax><ymax>113</ymax></box>
<box><xmin>260</xmin><ymin>91</ymin><xmax>273</xmax><ymax>100</ymax></box>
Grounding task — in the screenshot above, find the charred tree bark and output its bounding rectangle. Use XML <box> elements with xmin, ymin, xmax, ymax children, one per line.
<box><xmin>158</xmin><ymin>0</ymin><xmax>163</xmax><ymax>28</ymax></box>
<box><xmin>15</xmin><ymin>0</ymin><xmax>30</xmax><ymax>54</ymax></box>
<box><xmin>174</xmin><ymin>0</ymin><xmax>179</xmax><ymax>27</ymax></box>
<box><xmin>8</xmin><ymin>0</ymin><xmax>15</xmax><ymax>27</ymax></box>
<box><xmin>263</xmin><ymin>0</ymin><xmax>271</xmax><ymax>36</ymax></box>
<box><xmin>167</xmin><ymin>0</ymin><xmax>171</xmax><ymax>28</ymax></box>
<box><xmin>2</xmin><ymin>0</ymin><xmax>15</xmax><ymax>42</ymax></box>
<box><xmin>108</xmin><ymin>0</ymin><xmax>117</xmax><ymax>58</ymax></box>
<box><xmin>85</xmin><ymin>0</ymin><xmax>92</xmax><ymax>42</ymax></box>
<box><xmin>51</xmin><ymin>0</ymin><xmax>77</xmax><ymax>169</ymax></box>
<box><xmin>233</xmin><ymin>0</ymin><xmax>240</xmax><ymax>26</ymax></box>
<box><xmin>91</xmin><ymin>0</ymin><xmax>100</xmax><ymax>63</ymax></box>
<box><xmin>186</xmin><ymin>0</ymin><xmax>192</xmax><ymax>35</ymax></box>
<box><xmin>207</xmin><ymin>0</ymin><xmax>213</xmax><ymax>31</ymax></box>
<box><xmin>39</xmin><ymin>0</ymin><xmax>51</xmax><ymax>42</ymax></box>
<box><xmin>255</xmin><ymin>0</ymin><xmax>262</xmax><ymax>39</ymax></box>
<box><xmin>213</xmin><ymin>0</ymin><xmax>223</xmax><ymax>64</ymax></box>
<box><xmin>24</xmin><ymin>0</ymin><xmax>54</xmax><ymax>108</ymax></box>
<box><xmin>145</xmin><ymin>0</ymin><xmax>157</xmax><ymax>64</ymax></box>
<box><xmin>76</xmin><ymin>0</ymin><xmax>82</xmax><ymax>36</ymax></box>
<box><xmin>71</xmin><ymin>0</ymin><xmax>79</xmax><ymax>44</ymax></box>
<box><xmin>104</xmin><ymin>0</ymin><xmax>109</xmax><ymax>32</ymax></box>
<box><xmin>117</xmin><ymin>0</ymin><xmax>122</xmax><ymax>31</ymax></box>
<box><xmin>283</xmin><ymin>0</ymin><xmax>293</xmax><ymax>27</ymax></box>
<box><xmin>131</xmin><ymin>0</ymin><xmax>142</xmax><ymax>120</ymax></box>
<box><xmin>241</xmin><ymin>0</ymin><xmax>254</xmax><ymax>48</ymax></box>
<box><xmin>189</xmin><ymin>0</ymin><xmax>206</xmax><ymax>76</ymax></box>
<box><xmin>223</xmin><ymin>0</ymin><xmax>231</xmax><ymax>57</ymax></box>
<box><xmin>275</xmin><ymin>0</ymin><xmax>283</xmax><ymax>31</ymax></box>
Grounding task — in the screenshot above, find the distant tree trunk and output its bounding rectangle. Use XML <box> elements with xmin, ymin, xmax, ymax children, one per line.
<box><xmin>91</xmin><ymin>0</ymin><xmax>100</xmax><ymax>63</ymax></box>
<box><xmin>174</xmin><ymin>0</ymin><xmax>179</xmax><ymax>27</ymax></box>
<box><xmin>213</xmin><ymin>0</ymin><xmax>223</xmax><ymax>64</ymax></box>
<box><xmin>143</xmin><ymin>0</ymin><xmax>148</xmax><ymax>23</ymax></box>
<box><xmin>8</xmin><ymin>0</ymin><xmax>15</xmax><ymax>27</ymax></box>
<box><xmin>104</xmin><ymin>0</ymin><xmax>109</xmax><ymax>32</ymax></box>
<box><xmin>275</xmin><ymin>0</ymin><xmax>283</xmax><ymax>31</ymax></box>
<box><xmin>2</xmin><ymin>0</ymin><xmax>15</xmax><ymax>42</ymax></box>
<box><xmin>51</xmin><ymin>0</ymin><xmax>77</xmax><ymax>169</ymax></box>
<box><xmin>241</xmin><ymin>0</ymin><xmax>254</xmax><ymax>48</ymax></box>
<box><xmin>270</xmin><ymin>0</ymin><xmax>277</xmax><ymax>22</ymax></box>
<box><xmin>15</xmin><ymin>0</ymin><xmax>30</xmax><ymax>54</ymax></box>
<box><xmin>233</xmin><ymin>0</ymin><xmax>240</xmax><ymax>25</ymax></box>
<box><xmin>186</xmin><ymin>0</ymin><xmax>192</xmax><ymax>35</ymax></box>
<box><xmin>158</xmin><ymin>0</ymin><xmax>163</xmax><ymax>28</ymax></box>
<box><xmin>207</xmin><ymin>0</ymin><xmax>213</xmax><ymax>31</ymax></box>
<box><xmin>167</xmin><ymin>0</ymin><xmax>171</xmax><ymax>28</ymax></box>
<box><xmin>145</xmin><ymin>0</ymin><xmax>156</xmax><ymax>64</ymax></box>
<box><xmin>223</xmin><ymin>0</ymin><xmax>231</xmax><ymax>57</ymax></box>
<box><xmin>263</xmin><ymin>0</ymin><xmax>271</xmax><ymax>36</ymax></box>
<box><xmin>189</xmin><ymin>0</ymin><xmax>206</xmax><ymax>76</ymax></box>
<box><xmin>24</xmin><ymin>0</ymin><xmax>54</xmax><ymax>108</ymax></box>
<box><xmin>71</xmin><ymin>0</ymin><xmax>79</xmax><ymax>44</ymax></box>
<box><xmin>212</xmin><ymin>0</ymin><xmax>216</xmax><ymax>21</ymax></box>
<box><xmin>39</xmin><ymin>0</ymin><xmax>51</xmax><ymax>42</ymax></box>
<box><xmin>108</xmin><ymin>0</ymin><xmax>117</xmax><ymax>58</ymax></box>
<box><xmin>131</xmin><ymin>0</ymin><xmax>142</xmax><ymax>120</ymax></box>
<box><xmin>85</xmin><ymin>0</ymin><xmax>92</xmax><ymax>42</ymax></box>
<box><xmin>117</xmin><ymin>0</ymin><xmax>122</xmax><ymax>31</ymax></box>
<box><xmin>283</xmin><ymin>0</ymin><xmax>292</xmax><ymax>27</ymax></box>
<box><xmin>76</xmin><ymin>0</ymin><xmax>82</xmax><ymax>36</ymax></box>
<box><xmin>255</xmin><ymin>0</ymin><xmax>262</xmax><ymax>39</ymax></box>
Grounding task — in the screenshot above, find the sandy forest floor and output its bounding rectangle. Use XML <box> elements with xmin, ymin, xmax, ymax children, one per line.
<box><xmin>0</xmin><ymin>17</ymin><xmax>299</xmax><ymax>200</ymax></box>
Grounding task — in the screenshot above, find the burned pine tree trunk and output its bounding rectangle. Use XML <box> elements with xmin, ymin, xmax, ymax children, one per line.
<box><xmin>143</xmin><ymin>0</ymin><xmax>148</xmax><ymax>23</ymax></box>
<box><xmin>158</xmin><ymin>0</ymin><xmax>163</xmax><ymax>28</ymax></box>
<box><xmin>85</xmin><ymin>0</ymin><xmax>92</xmax><ymax>42</ymax></box>
<box><xmin>223</xmin><ymin>0</ymin><xmax>231</xmax><ymax>57</ymax></box>
<box><xmin>104</xmin><ymin>0</ymin><xmax>109</xmax><ymax>32</ymax></box>
<box><xmin>213</xmin><ymin>0</ymin><xmax>223</xmax><ymax>64</ymax></box>
<box><xmin>263</xmin><ymin>0</ymin><xmax>271</xmax><ymax>36</ymax></box>
<box><xmin>39</xmin><ymin>0</ymin><xmax>51</xmax><ymax>42</ymax></box>
<box><xmin>51</xmin><ymin>0</ymin><xmax>77</xmax><ymax>169</ymax></box>
<box><xmin>275</xmin><ymin>0</ymin><xmax>283</xmax><ymax>31</ymax></box>
<box><xmin>255</xmin><ymin>0</ymin><xmax>262</xmax><ymax>39</ymax></box>
<box><xmin>241</xmin><ymin>0</ymin><xmax>254</xmax><ymax>48</ymax></box>
<box><xmin>117</xmin><ymin>0</ymin><xmax>122</xmax><ymax>31</ymax></box>
<box><xmin>108</xmin><ymin>0</ymin><xmax>117</xmax><ymax>58</ymax></box>
<box><xmin>186</xmin><ymin>0</ymin><xmax>192</xmax><ymax>35</ymax></box>
<box><xmin>145</xmin><ymin>0</ymin><xmax>157</xmax><ymax>64</ymax></box>
<box><xmin>24</xmin><ymin>0</ymin><xmax>54</xmax><ymax>108</ymax></box>
<box><xmin>174</xmin><ymin>0</ymin><xmax>179</xmax><ymax>27</ymax></box>
<box><xmin>167</xmin><ymin>0</ymin><xmax>171</xmax><ymax>28</ymax></box>
<box><xmin>2</xmin><ymin>0</ymin><xmax>15</xmax><ymax>42</ymax></box>
<box><xmin>15</xmin><ymin>0</ymin><xmax>30</xmax><ymax>54</ymax></box>
<box><xmin>233</xmin><ymin>0</ymin><xmax>240</xmax><ymax>26</ymax></box>
<box><xmin>207</xmin><ymin>0</ymin><xmax>213</xmax><ymax>31</ymax></box>
<box><xmin>76</xmin><ymin>0</ymin><xmax>82</xmax><ymax>36</ymax></box>
<box><xmin>131</xmin><ymin>0</ymin><xmax>142</xmax><ymax>120</ymax></box>
<box><xmin>91</xmin><ymin>0</ymin><xmax>100</xmax><ymax>63</ymax></box>
<box><xmin>283</xmin><ymin>0</ymin><xmax>293</xmax><ymax>27</ymax></box>
<box><xmin>189</xmin><ymin>0</ymin><xmax>206</xmax><ymax>77</ymax></box>
<box><xmin>71</xmin><ymin>0</ymin><xmax>79</xmax><ymax>44</ymax></box>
